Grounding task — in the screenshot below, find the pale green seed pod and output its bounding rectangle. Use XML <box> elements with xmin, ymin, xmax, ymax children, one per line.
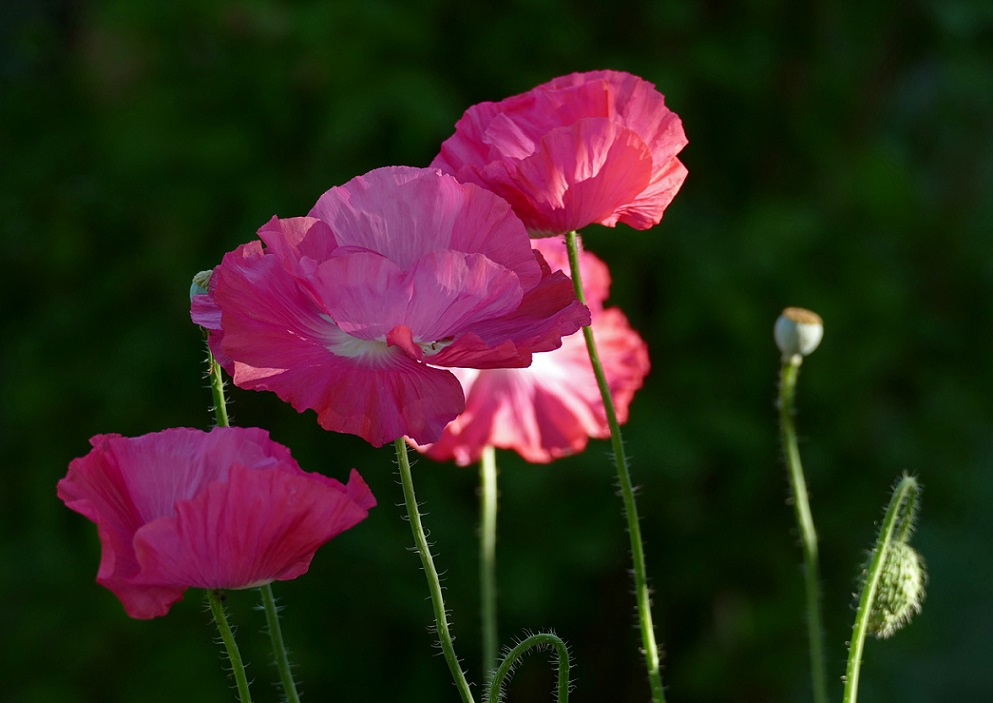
<box><xmin>190</xmin><ymin>269</ymin><xmax>213</xmax><ymax>301</ymax></box>
<box><xmin>867</xmin><ymin>541</ymin><xmax>927</xmax><ymax>639</ymax></box>
<box><xmin>775</xmin><ymin>307</ymin><xmax>823</xmax><ymax>361</ymax></box>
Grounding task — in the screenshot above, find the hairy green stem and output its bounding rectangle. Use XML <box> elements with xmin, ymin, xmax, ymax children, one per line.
<box><xmin>778</xmin><ymin>356</ymin><xmax>829</xmax><ymax>703</ymax></box>
<box><xmin>207</xmin><ymin>589</ymin><xmax>254</xmax><ymax>703</ymax></box>
<box><xmin>487</xmin><ymin>633</ymin><xmax>571</xmax><ymax>703</ymax></box>
<box><xmin>480</xmin><ymin>445</ymin><xmax>499</xmax><ymax>682</ymax></box>
<box><xmin>260</xmin><ymin>584</ymin><xmax>302</xmax><ymax>703</ymax></box>
<box><xmin>394</xmin><ymin>438</ymin><xmax>476</xmax><ymax>703</ymax></box>
<box><xmin>564</xmin><ymin>231</ymin><xmax>665</xmax><ymax>703</ymax></box>
<box><xmin>843</xmin><ymin>476</ymin><xmax>920</xmax><ymax>703</ymax></box>
<box><xmin>206</xmin><ymin>345</ymin><xmax>230</xmax><ymax>428</ymax></box>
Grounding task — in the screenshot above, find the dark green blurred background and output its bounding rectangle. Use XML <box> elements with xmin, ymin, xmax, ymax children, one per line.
<box><xmin>3</xmin><ymin>1</ymin><xmax>991</xmax><ymax>701</ymax></box>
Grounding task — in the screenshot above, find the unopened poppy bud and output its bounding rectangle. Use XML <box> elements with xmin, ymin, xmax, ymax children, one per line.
<box><xmin>775</xmin><ymin>307</ymin><xmax>823</xmax><ymax>361</ymax></box>
<box><xmin>190</xmin><ymin>269</ymin><xmax>213</xmax><ymax>301</ymax></box>
<box><xmin>867</xmin><ymin>541</ymin><xmax>927</xmax><ymax>639</ymax></box>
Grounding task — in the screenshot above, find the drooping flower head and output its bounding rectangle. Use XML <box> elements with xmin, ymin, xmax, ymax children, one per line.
<box><xmin>57</xmin><ymin>427</ymin><xmax>376</xmax><ymax>619</ymax></box>
<box><xmin>192</xmin><ymin>167</ymin><xmax>590</xmax><ymax>447</ymax></box>
<box><xmin>432</xmin><ymin>70</ymin><xmax>688</xmax><ymax>237</ymax></box>
<box><xmin>414</xmin><ymin>237</ymin><xmax>650</xmax><ymax>465</ymax></box>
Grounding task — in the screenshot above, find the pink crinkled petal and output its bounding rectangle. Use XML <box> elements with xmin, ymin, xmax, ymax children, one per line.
<box><xmin>314</xmin><ymin>249</ymin><xmax>522</xmax><ymax>343</ymax></box>
<box><xmin>57</xmin><ymin>428</ymin><xmax>317</xmax><ymax>619</ymax></box>
<box><xmin>421</xmin><ymin>307</ymin><xmax>648</xmax><ymax>465</ymax></box>
<box><xmin>417</xmin><ymin>239</ymin><xmax>650</xmax><ymax>466</ymax></box>
<box><xmin>309</xmin><ymin>166</ymin><xmax>541</xmax><ymax>288</ymax></box>
<box><xmin>432</xmin><ymin>70</ymin><xmax>687</xmax><ymax>236</ymax></box>
<box><xmin>522</xmin><ymin>120</ymin><xmax>654</xmax><ymax>231</ymax></box>
<box><xmin>434</xmin><ymin>77</ymin><xmax>612</xmax><ymax>169</ymax></box>
<box><xmin>612</xmin><ymin>157</ymin><xmax>689</xmax><ymax>231</ymax></box>
<box><xmin>256</xmin><ymin>216</ymin><xmax>340</xmax><ymax>279</ymax></box>
<box><xmin>213</xmin><ymin>245</ymin><xmax>467</xmax><ymax>446</ymax></box>
<box><xmin>386</xmin><ymin>324</ymin><xmax>422</xmax><ymax>360</ymax></box>
<box><xmin>214</xmin><ymin>245</ymin><xmax>342</xmax><ymax>371</ymax></box>
<box><xmin>431</xmin><ymin>267</ymin><xmax>590</xmax><ymax>369</ymax></box>
<box><xmin>131</xmin><ymin>466</ymin><xmax>375</xmax><ymax>594</ymax></box>
<box><xmin>590</xmin><ymin>70</ymin><xmax>689</xmax><ymax>163</ymax></box>
<box><xmin>586</xmin><ymin>307</ymin><xmax>652</xmax><ymax>425</ymax></box>
<box><xmin>190</xmin><ymin>294</ymin><xmax>222</xmax><ymax>333</ymax></box>
<box><xmin>530</xmin><ymin>235</ymin><xmax>611</xmax><ymax>315</ymax></box>
<box><xmin>479</xmin><ymin>119</ymin><xmax>653</xmax><ymax>235</ymax></box>
<box><xmin>57</xmin><ymin>434</ymin><xmax>182</xmax><ymax>618</ymax></box>
<box><xmin>292</xmin><ymin>357</ymin><xmax>465</xmax><ymax>447</ymax></box>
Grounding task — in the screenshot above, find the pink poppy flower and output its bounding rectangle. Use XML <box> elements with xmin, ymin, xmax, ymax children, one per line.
<box><xmin>414</xmin><ymin>237</ymin><xmax>650</xmax><ymax>465</ymax></box>
<box><xmin>57</xmin><ymin>427</ymin><xmax>376</xmax><ymax>619</ymax></box>
<box><xmin>432</xmin><ymin>70</ymin><xmax>688</xmax><ymax>237</ymax></box>
<box><xmin>192</xmin><ymin>166</ymin><xmax>589</xmax><ymax>448</ymax></box>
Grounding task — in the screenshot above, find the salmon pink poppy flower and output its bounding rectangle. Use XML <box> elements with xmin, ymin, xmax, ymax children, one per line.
<box><xmin>414</xmin><ymin>237</ymin><xmax>649</xmax><ymax>464</ymax></box>
<box><xmin>57</xmin><ymin>427</ymin><xmax>376</xmax><ymax>619</ymax></box>
<box><xmin>192</xmin><ymin>167</ymin><xmax>589</xmax><ymax>448</ymax></box>
<box><xmin>432</xmin><ymin>70</ymin><xmax>688</xmax><ymax>237</ymax></box>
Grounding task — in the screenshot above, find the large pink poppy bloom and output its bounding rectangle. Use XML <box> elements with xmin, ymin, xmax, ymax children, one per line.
<box><xmin>57</xmin><ymin>427</ymin><xmax>376</xmax><ymax>619</ymax></box>
<box><xmin>414</xmin><ymin>237</ymin><xmax>650</xmax><ymax>465</ymax></box>
<box><xmin>192</xmin><ymin>166</ymin><xmax>589</xmax><ymax>448</ymax></box>
<box><xmin>431</xmin><ymin>70</ymin><xmax>688</xmax><ymax>237</ymax></box>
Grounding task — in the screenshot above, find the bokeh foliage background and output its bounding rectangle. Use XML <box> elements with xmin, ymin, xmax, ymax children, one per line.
<box><xmin>2</xmin><ymin>1</ymin><xmax>992</xmax><ymax>701</ymax></box>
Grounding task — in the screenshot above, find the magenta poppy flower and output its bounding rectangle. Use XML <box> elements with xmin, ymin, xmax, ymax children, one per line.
<box><xmin>192</xmin><ymin>166</ymin><xmax>590</xmax><ymax>447</ymax></box>
<box><xmin>413</xmin><ymin>237</ymin><xmax>650</xmax><ymax>465</ymax></box>
<box><xmin>57</xmin><ymin>427</ymin><xmax>376</xmax><ymax>619</ymax></box>
<box><xmin>432</xmin><ymin>70</ymin><xmax>688</xmax><ymax>237</ymax></box>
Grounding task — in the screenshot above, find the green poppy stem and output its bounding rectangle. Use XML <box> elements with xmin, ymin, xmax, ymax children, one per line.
<box><xmin>843</xmin><ymin>476</ymin><xmax>920</xmax><ymax>703</ymax></box>
<box><xmin>487</xmin><ymin>632</ymin><xmax>571</xmax><ymax>703</ymax></box>
<box><xmin>394</xmin><ymin>438</ymin><xmax>476</xmax><ymax>703</ymax></box>
<box><xmin>479</xmin><ymin>445</ymin><xmax>499</xmax><ymax>682</ymax></box>
<box><xmin>206</xmin><ymin>589</ymin><xmax>254</xmax><ymax>703</ymax></box>
<box><xmin>564</xmin><ymin>231</ymin><xmax>665</xmax><ymax>703</ymax></box>
<box><xmin>778</xmin><ymin>355</ymin><xmax>829</xmax><ymax>703</ymax></box>
<box><xmin>260</xmin><ymin>584</ymin><xmax>302</xmax><ymax>703</ymax></box>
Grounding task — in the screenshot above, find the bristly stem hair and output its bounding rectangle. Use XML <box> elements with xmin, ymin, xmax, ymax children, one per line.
<box><xmin>394</xmin><ymin>438</ymin><xmax>476</xmax><ymax>703</ymax></box>
<box><xmin>487</xmin><ymin>631</ymin><xmax>571</xmax><ymax>703</ymax></box>
<box><xmin>206</xmin><ymin>589</ymin><xmax>254</xmax><ymax>703</ymax></box>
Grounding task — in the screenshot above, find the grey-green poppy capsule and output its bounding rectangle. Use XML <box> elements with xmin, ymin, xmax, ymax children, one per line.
<box><xmin>775</xmin><ymin>307</ymin><xmax>823</xmax><ymax>359</ymax></box>
<box><xmin>190</xmin><ymin>269</ymin><xmax>213</xmax><ymax>301</ymax></box>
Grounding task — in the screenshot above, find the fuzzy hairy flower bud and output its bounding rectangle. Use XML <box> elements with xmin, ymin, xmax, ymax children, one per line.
<box><xmin>775</xmin><ymin>307</ymin><xmax>823</xmax><ymax>361</ymax></box>
<box><xmin>867</xmin><ymin>541</ymin><xmax>927</xmax><ymax>639</ymax></box>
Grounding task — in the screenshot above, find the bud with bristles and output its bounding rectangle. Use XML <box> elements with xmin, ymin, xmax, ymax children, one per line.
<box><xmin>867</xmin><ymin>541</ymin><xmax>927</xmax><ymax>639</ymax></box>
